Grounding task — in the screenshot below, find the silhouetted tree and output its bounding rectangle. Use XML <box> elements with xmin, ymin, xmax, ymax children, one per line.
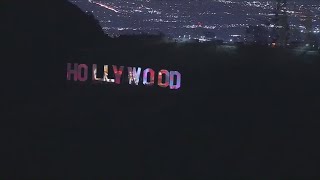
<box><xmin>245</xmin><ymin>25</ymin><xmax>269</xmax><ymax>45</ymax></box>
<box><xmin>290</xmin><ymin>28</ymin><xmax>304</xmax><ymax>47</ymax></box>
<box><xmin>272</xmin><ymin>0</ymin><xmax>290</xmax><ymax>46</ymax></box>
<box><xmin>301</xmin><ymin>8</ymin><xmax>318</xmax><ymax>49</ymax></box>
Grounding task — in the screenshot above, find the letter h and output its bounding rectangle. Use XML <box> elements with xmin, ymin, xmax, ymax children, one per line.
<box><xmin>67</xmin><ymin>63</ymin><xmax>78</xmax><ymax>81</ymax></box>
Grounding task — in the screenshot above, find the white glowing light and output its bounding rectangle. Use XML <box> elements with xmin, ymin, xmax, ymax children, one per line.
<box><xmin>90</xmin><ymin>0</ymin><xmax>119</xmax><ymax>13</ymax></box>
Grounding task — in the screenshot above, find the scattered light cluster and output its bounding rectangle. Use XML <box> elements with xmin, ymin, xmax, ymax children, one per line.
<box><xmin>70</xmin><ymin>0</ymin><xmax>320</xmax><ymax>43</ymax></box>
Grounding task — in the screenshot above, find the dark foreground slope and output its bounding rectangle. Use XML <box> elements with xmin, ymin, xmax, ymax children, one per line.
<box><xmin>1</xmin><ymin>0</ymin><xmax>108</xmax><ymax>105</ymax></box>
<box><xmin>1</xmin><ymin>0</ymin><xmax>320</xmax><ymax>179</ymax></box>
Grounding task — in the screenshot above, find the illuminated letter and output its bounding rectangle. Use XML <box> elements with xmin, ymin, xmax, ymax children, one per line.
<box><xmin>67</xmin><ymin>63</ymin><xmax>78</xmax><ymax>81</ymax></box>
<box><xmin>103</xmin><ymin>65</ymin><xmax>115</xmax><ymax>83</ymax></box>
<box><xmin>77</xmin><ymin>64</ymin><xmax>88</xmax><ymax>82</ymax></box>
<box><xmin>112</xmin><ymin>65</ymin><xmax>124</xmax><ymax>84</ymax></box>
<box><xmin>157</xmin><ymin>70</ymin><xmax>170</xmax><ymax>88</ymax></box>
<box><xmin>92</xmin><ymin>64</ymin><xmax>103</xmax><ymax>81</ymax></box>
<box><xmin>169</xmin><ymin>71</ymin><xmax>181</xmax><ymax>90</ymax></box>
<box><xmin>127</xmin><ymin>67</ymin><xmax>141</xmax><ymax>85</ymax></box>
<box><xmin>143</xmin><ymin>68</ymin><xmax>155</xmax><ymax>86</ymax></box>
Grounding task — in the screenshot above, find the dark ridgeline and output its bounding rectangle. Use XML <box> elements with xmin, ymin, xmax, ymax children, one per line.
<box><xmin>1</xmin><ymin>0</ymin><xmax>320</xmax><ymax>179</ymax></box>
<box><xmin>1</xmin><ymin>0</ymin><xmax>108</xmax><ymax>104</ymax></box>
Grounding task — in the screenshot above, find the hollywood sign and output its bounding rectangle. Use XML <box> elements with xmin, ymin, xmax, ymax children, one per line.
<box><xmin>66</xmin><ymin>63</ymin><xmax>181</xmax><ymax>90</ymax></box>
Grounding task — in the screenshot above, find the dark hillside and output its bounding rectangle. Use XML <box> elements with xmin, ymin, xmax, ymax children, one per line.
<box><xmin>1</xmin><ymin>0</ymin><xmax>320</xmax><ymax>179</ymax></box>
